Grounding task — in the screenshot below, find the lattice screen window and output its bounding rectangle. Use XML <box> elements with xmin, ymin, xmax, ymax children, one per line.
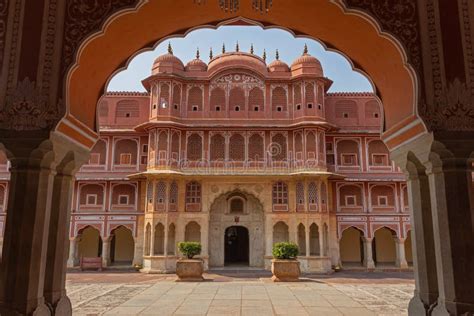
<box><xmin>372</xmin><ymin>154</ymin><xmax>388</xmax><ymax>166</ymax></box>
<box><xmin>377</xmin><ymin>195</ymin><xmax>388</xmax><ymax>206</ymax></box>
<box><xmin>156</xmin><ymin>181</ymin><xmax>167</xmax><ymax>204</ymax></box>
<box><xmin>321</xmin><ymin>183</ymin><xmax>327</xmax><ymax>204</ymax></box>
<box><xmin>187</xmin><ymin>134</ymin><xmax>202</xmax><ymax>161</ymax></box>
<box><xmin>294</xmin><ymin>84</ymin><xmax>302</xmax><ymax>108</ymax></box>
<box><xmin>248</xmin><ymin>134</ymin><xmax>264</xmax><ymax>161</ymax></box>
<box><xmin>341</xmin><ymin>154</ymin><xmax>357</xmax><ymax>166</ymax></box>
<box><xmin>294</xmin><ymin>133</ymin><xmax>303</xmax><ymax>154</ymax></box>
<box><xmin>86</xmin><ymin>194</ymin><xmax>97</xmax><ymax>205</ymax></box>
<box><xmin>296</xmin><ymin>182</ymin><xmax>304</xmax><ymax>204</ymax></box>
<box><xmin>159</xmin><ymin>83</ymin><xmax>170</xmax><ymax>108</ymax></box>
<box><xmin>186</xmin><ymin>181</ymin><xmax>201</xmax><ymax>203</ymax></box>
<box><xmin>229</xmin><ymin>134</ymin><xmax>245</xmax><ymax>161</ymax></box>
<box><xmin>271</xmin><ymin>133</ymin><xmax>287</xmax><ymax>161</ymax></box>
<box><xmin>308</xmin><ymin>182</ymin><xmax>318</xmax><ymax>204</ymax></box>
<box><xmin>306</xmin><ymin>132</ymin><xmax>316</xmax><ymax>153</ymax></box>
<box><xmin>147</xmin><ymin>182</ymin><xmax>153</xmax><ymax>204</ymax></box>
<box><xmin>272</xmin><ymin>181</ymin><xmax>288</xmax><ymax>205</ymax></box>
<box><xmin>272</xmin><ymin>87</ymin><xmax>287</xmax><ymax>111</ymax></box>
<box><xmin>169</xmin><ymin>181</ymin><xmax>178</xmax><ymax>204</ymax></box>
<box><xmin>335</xmin><ymin>100</ymin><xmax>357</xmax><ymax>118</ymax></box>
<box><xmin>118</xmin><ymin>195</ymin><xmax>129</xmax><ymax>205</ymax></box>
<box><xmin>171</xmin><ymin>133</ymin><xmax>180</xmax><ymax>160</ymax></box>
<box><xmin>116</xmin><ymin>100</ymin><xmax>139</xmax><ymax>117</ymax></box>
<box><xmin>345</xmin><ymin>195</ymin><xmax>357</xmax><ymax>206</ymax></box>
<box><xmin>210</xmin><ymin>134</ymin><xmax>225</xmax><ymax>161</ymax></box>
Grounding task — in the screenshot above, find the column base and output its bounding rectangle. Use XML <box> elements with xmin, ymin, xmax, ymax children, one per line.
<box><xmin>408</xmin><ymin>291</ymin><xmax>437</xmax><ymax>316</ymax></box>
<box><xmin>52</xmin><ymin>295</ymin><xmax>72</xmax><ymax>315</ymax></box>
<box><xmin>432</xmin><ymin>299</ymin><xmax>474</xmax><ymax>316</ymax></box>
<box><xmin>364</xmin><ymin>261</ymin><xmax>375</xmax><ymax>270</ymax></box>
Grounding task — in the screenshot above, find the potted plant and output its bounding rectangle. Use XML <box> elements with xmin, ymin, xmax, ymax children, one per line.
<box><xmin>176</xmin><ymin>242</ymin><xmax>203</xmax><ymax>281</ymax></box>
<box><xmin>271</xmin><ymin>242</ymin><xmax>300</xmax><ymax>282</ymax></box>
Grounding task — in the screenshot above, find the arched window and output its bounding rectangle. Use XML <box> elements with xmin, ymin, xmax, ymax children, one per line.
<box><xmin>188</xmin><ymin>86</ymin><xmax>203</xmax><ymax>111</ymax></box>
<box><xmin>114</xmin><ymin>139</ymin><xmax>138</xmax><ymax>165</ymax></box>
<box><xmin>249</xmin><ymin>87</ymin><xmax>264</xmax><ymax>111</ymax></box>
<box><xmin>187</xmin><ymin>133</ymin><xmax>202</xmax><ymax>161</ymax></box>
<box><xmin>172</xmin><ymin>84</ymin><xmax>181</xmax><ymax>110</ymax></box>
<box><xmin>229</xmin><ymin>87</ymin><xmax>246</xmax><ymax>111</ymax></box>
<box><xmin>185</xmin><ymin>221</ymin><xmax>201</xmax><ymax>242</ymax></box>
<box><xmin>335</xmin><ymin>100</ymin><xmax>357</xmax><ymax>119</ymax></box>
<box><xmin>368</xmin><ymin>140</ymin><xmax>390</xmax><ymax>166</ymax></box>
<box><xmin>230</xmin><ymin>198</ymin><xmax>244</xmax><ymax>214</ymax></box>
<box><xmin>144</xmin><ymin>223</ymin><xmax>151</xmax><ymax>256</ymax></box>
<box><xmin>272</xmin><ymin>86</ymin><xmax>287</xmax><ymax>112</ymax></box>
<box><xmin>210</xmin><ymin>134</ymin><xmax>225</xmax><ymax>161</ymax></box>
<box><xmin>169</xmin><ymin>181</ymin><xmax>178</xmax><ymax>205</ymax></box>
<box><xmin>210</xmin><ymin>87</ymin><xmax>226</xmax><ymax>111</ymax></box>
<box><xmin>365</xmin><ymin>100</ymin><xmax>381</xmax><ymax>119</ymax></box>
<box><xmin>336</xmin><ymin>139</ymin><xmax>360</xmax><ymax>166</ymax></box>
<box><xmin>273</xmin><ymin>221</ymin><xmax>289</xmax><ymax>243</ymax></box>
<box><xmin>155</xmin><ymin>181</ymin><xmax>166</xmax><ymax>204</ymax></box>
<box><xmin>305</xmin><ymin>82</ymin><xmax>315</xmax><ymax>107</ymax></box>
<box><xmin>294</xmin><ymin>84</ymin><xmax>302</xmax><ymax>109</ymax></box>
<box><xmin>248</xmin><ymin>133</ymin><xmax>264</xmax><ymax>161</ymax></box>
<box><xmin>159</xmin><ymin>83</ymin><xmax>170</xmax><ymax>107</ymax></box>
<box><xmin>88</xmin><ymin>139</ymin><xmax>106</xmax><ymax>165</ymax></box>
<box><xmin>306</xmin><ymin>131</ymin><xmax>316</xmax><ymax>160</ymax></box>
<box><xmin>170</xmin><ymin>132</ymin><xmax>180</xmax><ymax>161</ymax></box>
<box><xmin>154</xmin><ymin>223</ymin><xmax>165</xmax><ymax>255</ymax></box>
<box><xmin>229</xmin><ymin>134</ymin><xmax>245</xmax><ymax>161</ymax></box>
<box><xmin>308</xmin><ymin>181</ymin><xmax>318</xmax><ymax>210</ymax></box>
<box><xmin>296</xmin><ymin>181</ymin><xmax>304</xmax><ymax>205</ymax></box>
<box><xmin>294</xmin><ymin>133</ymin><xmax>303</xmax><ymax>160</ymax></box>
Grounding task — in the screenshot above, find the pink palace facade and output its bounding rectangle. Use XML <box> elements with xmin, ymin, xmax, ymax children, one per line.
<box><xmin>0</xmin><ymin>48</ymin><xmax>413</xmax><ymax>273</ymax></box>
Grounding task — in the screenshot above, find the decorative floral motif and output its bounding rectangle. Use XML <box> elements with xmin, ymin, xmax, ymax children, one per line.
<box><xmin>344</xmin><ymin>0</ymin><xmax>422</xmax><ymax>84</ymax></box>
<box><xmin>61</xmin><ymin>0</ymin><xmax>140</xmax><ymax>77</ymax></box>
<box><xmin>428</xmin><ymin>79</ymin><xmax>474</xmax><ymax>131</ymax></box>
<box><xmin>0</xmin><ymin>78</ymin><xmax>60</xmax><ymax>130</ymax></box>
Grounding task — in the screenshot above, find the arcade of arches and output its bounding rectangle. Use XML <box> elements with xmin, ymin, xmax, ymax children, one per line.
<box><xmin>0</xmin><ymin>1</ymin><xmax>473</xmax><ymax>315</ymax></box>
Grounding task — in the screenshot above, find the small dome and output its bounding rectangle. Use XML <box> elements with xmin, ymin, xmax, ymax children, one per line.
<box><xmin>152</xmin><ymin>53</ymin><xmax>184</xmax><ymax>74</ymax></box>
<box><xmin>291</xmin><ymin>53</ymin><xmax>323</xmax><ymax>76</ymax></box>
<box><xmin>185</xmin><ymin>58</ymin><xmax>208</xmax><ymax>72</ymax></box>
<box><xmin>208</xmin><ymin>52</ymin><xmax>268</xmax><ymax>76</ymax></box>
<box><xmin>268</xmin><ymin>59</ymin><xmax>290</xmax><ymax>73</ymax></box>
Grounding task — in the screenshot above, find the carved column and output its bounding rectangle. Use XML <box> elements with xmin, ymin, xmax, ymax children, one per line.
<box><xmin>362</xmin><ymin>237</ymin><xmax>375</xmax><ymax>269</ymax></box>
<box><xmin>305</xmin><ymin>224</ymin><xmax>310</xmax><ymax>257</ymax></box>
<box><xmin>319</xmin><ymin>223</ymin><xmax>325</xmax><ymax>257</ymax></box>
<box><xmin>424</xmin><ymin>142</ymin><xmax>474</xmax><ymax>315</ymax></box>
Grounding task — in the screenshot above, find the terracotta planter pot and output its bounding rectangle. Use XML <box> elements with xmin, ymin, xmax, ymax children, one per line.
<box><xmin>176</xmin><ymin>259</ymin><xmax>204</xmax><ymax>281</ymax></box>
<box><xmin>271</xmin><ymin>259</ymin><xmax>300</xmax><ymax>282</ymax></box>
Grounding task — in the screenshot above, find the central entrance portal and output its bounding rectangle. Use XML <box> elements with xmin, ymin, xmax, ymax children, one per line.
<box><xmin>224</xmin><ymin>226</ymin><xmax>249</xmax><ymax>266</ymax></box>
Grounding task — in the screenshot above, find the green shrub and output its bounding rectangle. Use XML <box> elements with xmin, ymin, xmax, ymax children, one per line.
<box><xmin>178</xmin><ymin>242</ymin><xmax>202</xmax><ymax>259</ymax></box>
<box><xmin>272</xmin><ymin>242</ymin><xmax>299</xmax><ymax>259</ymax></box>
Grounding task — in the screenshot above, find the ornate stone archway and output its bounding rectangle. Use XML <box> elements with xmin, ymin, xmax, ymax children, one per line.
<box><xmin>209</xmin><ymin>190</ymin><xmax>265</xmax><ymax>268</ymax></box>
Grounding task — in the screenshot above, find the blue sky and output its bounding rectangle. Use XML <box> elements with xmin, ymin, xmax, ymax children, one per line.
<box><xmin>107</xmin><ymin>26</ymin><xmax>373</xmax><ymax>92</ymax></box>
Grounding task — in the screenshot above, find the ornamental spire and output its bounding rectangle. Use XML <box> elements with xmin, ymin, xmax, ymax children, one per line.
<box><xmin>263</xmin><ymin>49</ymin><xmax>267</xmax><ymax>62</ymax></box>
<box><xmin>275</xmin><ymin>49</ymin><xmax>280</xmax><ymax>60</ymax></box>
<box><xmin>250</xmin><ymin>43</ymin><xmax>254</xmax><ymax>54</ymax></box>
<box><xmin>209</xmin><ymin>47</ymin><xmax>213</xmax><ymax>60</ymax></box>
<box><xmin>303</xmin><ymin>43</ymin><xmax>308</xmax><ymax>55</ymax></box>
<box><xmin>167</xmin><ymin>42</ymin><xmax>173</xmax><ymax>55</ymax></box>
<box><xmin>235</xmin><ymin>41</ymin><xmax>240</xmax><ymax>52</ymax></box>
<box><xmin>196</xmin><ymin>47</ymin><xmax>200</xmax><ymax>59</ymax></box>
<box><xmin>222</xmin><ymin>43</ymin><xmax>226</xmax><ymax>54</ymax></box>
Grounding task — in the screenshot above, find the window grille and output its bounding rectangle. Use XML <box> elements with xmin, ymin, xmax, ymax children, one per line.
<box><xmin>308</xmin><ymin>181</ymin><xmax>318</xmax><ymax>204</ymax></box>
<box><xmin>248</xmin><ymin>134</ymin><xmax>264</xmax><ymax>161</ymax></box>
<box><xmin>296</xmin><ymin>182</ymin><xmax>304</xmax><ymax>204</ymax></box>
<box><xmin>229</xmin><ymin>134</ymin><xmax>245</xmax><ymax>161</ymax></box>
<box><xmin>187</xmin><ymin>134</ymin><xmax>202</xmax><ymax>161</ymax></box>
<box><xmin>156</xmin><ymin>181</ymin><xmax>166</xmax><ymax>204</ymax></box>
<box><xmin>210</xmin><ymin>134</ymin><xmax>225</xmax><ymax>161</ymax></box>
<box><xmin>186</xmin><ymin>181</ymin><xmax>201</xmax><ymax>203</ymax></box>
<box><xmin>272</xmin><ymin>181</ymin><xmax>288</xmax><ymax>205</ymax></box>
<box><xmin>169</xmin><ymin>181</ymin><xmax>178</xmax><ymax>204</ymax></box>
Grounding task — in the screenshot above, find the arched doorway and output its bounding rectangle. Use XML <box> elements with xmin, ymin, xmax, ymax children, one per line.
<box><xmin>373</xmin><ymin>227</ymin><xmax>397</xmax><ymax>267</ymax></box>
<box><xmin>224</xmin><ymin>226</ymin><xmax>249</xmax><ymax>266</ymax></box>
<box><xmin>339</xmin><ymin>227</ymin><xmax>364</xmax><ymax>267</ymax></box>
<box><xmin>110</xmin><ymin>226</ymin><xmax>134</xmax><ymax>265</ymax></box>
<box><xmin>78</xmin><ymin>226</ymin><xmax>102</xmax><ymax>259</ymax></box>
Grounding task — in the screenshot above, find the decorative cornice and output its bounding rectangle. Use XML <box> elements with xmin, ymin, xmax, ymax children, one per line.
<box><xmin>326</xmin><ymin>92</ymin><xmax>375</xmax><ymax>97</ymax></box>
<box><xmin>105</xmin><ymin>91</ymin><xmax>150</xmax><ymax>97</ymax></box>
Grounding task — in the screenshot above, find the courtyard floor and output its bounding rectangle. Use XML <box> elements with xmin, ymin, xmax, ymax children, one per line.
<box><xmin>68</xmin><ymin>270</ymin><xmax>414</xmax><ymax>315</ymax></box>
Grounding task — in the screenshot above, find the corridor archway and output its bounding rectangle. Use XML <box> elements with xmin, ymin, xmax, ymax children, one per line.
<box><xmin>78</xmin><ymin>226</ymin><xmax>102</xmax><ymax>259</ymax></box>
<box><xmin>110</xmin><ymin>226</ymin><xmax>134</xmax><ymax>265</ymax></box>
<box><xmin>373</xmin><ymin>227</ymin><xmax>397</xmax><ymax>267</ymax></box>
<box><xmin>340</xmin><ymin>227</ymin><xmax>364</xmax><ymax>267</ymax></box>
<box><xmin>224</xmin><ymin>226</ymin><xmax>249</xmax><ymax>266</ymax></box>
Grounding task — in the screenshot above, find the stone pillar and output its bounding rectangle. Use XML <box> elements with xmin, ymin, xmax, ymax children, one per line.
<box><xmin>133</xmin><ymin>238</ymin><xmax>142</xmax><ymax>266</ymax></box>
<box><xmin>201</xmin><ymin>218</ymin><xmax>209</xmax><ymax>257</ymax></box>
<box><xmin>395</xmin><ymin>238</ymin><xmax>408</xmax><ymax>269</ymax></box>
<box><xmin>150</xmin><ymin>224</ymin><xmax>155</xmax><ymax>256</ymax></box>
<box><xmin>102</xmin><ymin>238</ymin><xmax>111</xmax><ymax>267</ymax></box>
<box><xmin>0</xmin><ymin>135</ymin><xmax>83</xmax><ymax>315</ymax></box>
<box><xmin>362</xmin><ymin>237</ymin><xmax>375</xmax><ymax>269</ymax></box>
<box><xmin>305</xmin><ymin>224</ymin><xmax>310</xmax><ymax>256</ymax></box>
<box><xmin>67</xmin><ymin>238</ymin><xmax>79</xmax><ymax>268</ymax></box>
<box><xmin>426</xmin><ymin>153</ymin><xmax>474</xmax><ymax>315</ymax></box>
<box><xmin>319</xmin><ymin>224</ymin><xmax>325</xmax><ymax>257</ymax></box>
<box><xmin>265</xmin><ymin>218</ymin><xmax>273</xmax><ymax>256</ymax></box>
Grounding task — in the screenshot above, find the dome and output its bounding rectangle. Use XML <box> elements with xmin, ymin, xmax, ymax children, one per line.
<box><xmin>268</xmin><ymin>59</ymin><xmax>290</xmax><ymax>73</ymax></box>
<box><xmin>291</xmin><ymin>53</ymin><xmax>324</xmax><ymax>76</ymax></box>
<box><xmin>186</xmin><ymin>58</ymin><xmax>208</xmax><ymax>72</ymax></box>
<box><xmin>152</xmin><ymin>53</ymin><xmax>185</xmax><ymax>74</ymax></box>
<box><xmin>207</xmin><ymin>52</ymin><xmax>268</xmax><ymax>76</ymax></box>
